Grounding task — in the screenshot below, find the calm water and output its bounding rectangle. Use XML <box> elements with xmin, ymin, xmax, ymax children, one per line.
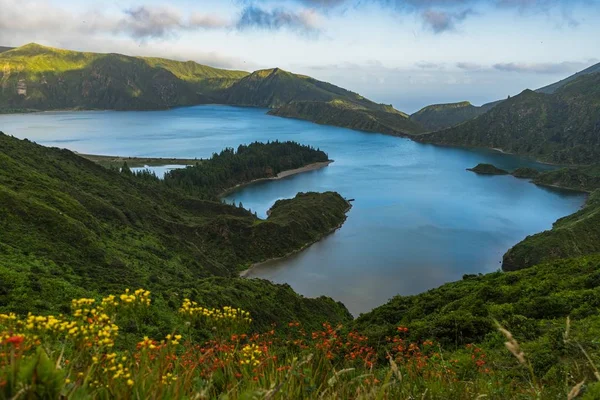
<box><xmin>0</xmin><ymin>105</ymin><xmax>586</xmax><ymax>315</ymax></box>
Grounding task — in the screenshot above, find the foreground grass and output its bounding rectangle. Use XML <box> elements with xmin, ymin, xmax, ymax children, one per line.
<box><xmin>2</xmin><ymin>289</ymin><xmax>599</xmax><ymax>399</ymax></box>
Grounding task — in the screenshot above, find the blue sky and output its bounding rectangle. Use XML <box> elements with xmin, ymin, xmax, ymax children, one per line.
<box><xmin>0</xmin><ymin>0</ymin><xmax>598</xmax><ymax>112</ymax></box>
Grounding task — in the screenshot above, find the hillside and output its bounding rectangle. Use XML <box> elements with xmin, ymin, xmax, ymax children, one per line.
<box><xmin>537</xmin><ymin>61</ymin><xmax>600</xmax><ymax>94</ymax></box>
<box><xmin>269</xmin><ymin>100</ymin><xmax>425</xmax><ymax>136</ymax></box>
<box><xmin>0</xmin><ymin>43</ymin><xmax>248</xmax><ymax>111</ymax></box>
<box><xmin>0</xmin><ymin>46</ymin><xmax>13</xmax><ymax>53</ymax></box>
<box><xmin>409</xmin><ymin>101</ymin><xmax>500</xmax><ymax>131</ymax></box>
<box><xmin>0</xmin><ymin>132</ymin><xmax>352</xmax><ymax>329</ymax></box>
<box><xmin>502</xmin><ymin>165</ymin><xmax>600</xmax><ymax>271</ymax></box>
<box><xmin>418</xmin><ymin>72</ymin><xmax>600</xmax><ymax>164</ymax></box>
<box><xmin>221</xmin><ymin>68</ymin><xmax>424</xmax><ymax>135</ymax></box>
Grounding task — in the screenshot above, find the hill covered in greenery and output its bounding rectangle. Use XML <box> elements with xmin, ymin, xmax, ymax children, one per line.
<box><xmin>409</xmin><ymin>100</ymin><xmax>499</xmax><ymax>132</ymax></box>
<box><xmin>418</xmin><ymin>72</ymin><xmax>600</xmax><ymax>164</ymax></box>
<box><xmin>537</xmin><ymin>61</ymin><xmax>600</xmax><ymax>94</ymax></box>
<box><xmin>220</xmin><ymin>68</ymin><xmax>424</xmax><ymax>136</ymax></box>
<box><xmin>0</xmin><ymin>43</ymin><xmax>248</xmax><ymax>111</ymax></box>
<box><xmin>0</xmin><ymin>132</ymin><xmax>352</xmax><ymax>330</ymax></box>
<box><xmin>269</xmin><ymin>100</ymin><xmax>425</xmax><ymax>136</ymax></box>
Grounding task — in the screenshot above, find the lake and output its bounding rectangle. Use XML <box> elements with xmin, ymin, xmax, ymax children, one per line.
<box><xmin>0</xmin><ymin>105</ymin><xmax>586</xmax><ymax>315</ymax></box>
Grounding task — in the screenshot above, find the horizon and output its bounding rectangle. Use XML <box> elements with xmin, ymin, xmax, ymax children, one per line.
<box><xmin>1</xmin><ymin>0</ymin><xmax>598</xmax><ymax>113</ymax></box>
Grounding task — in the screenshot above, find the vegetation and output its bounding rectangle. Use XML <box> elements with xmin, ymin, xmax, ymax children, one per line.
<box><xmin>467</xmin><ymin>163</ymin><xmax>509</xmax><ymax>175</ymax></box>
<box><xmin>503</xmin><ymin>189</ymin><xmax>600</xmax><ymax>271</ymax></box>
<box><xmin>536</xmin><ymin>61</ymin><xmax>600</xmax><ymax>94</ymax></box>
<box><xmin>0</xmin><ymin>43</ymin><xmax>247</xmax><ymax>111</ymax></box>
<box><xmin>409</xmin><ymin>101</ymin><xmax>499</xmax><ymax>132</ymax></box>
<box><xmin>511</xmin><ymin>167</ymin><xmax>541</xmax><ymax>179</ymax></box>
<box><xmin>0</xmin><ymin>44</ymin><xmax>425</xmax><ymax>138</ymax></box>
<box><xmin>4</xmin><ymin>255</ymin><xmax>600</xmax><ymax>398</ymax></box>
<box><xmin>419</xmin><ymin>72</ymin><xmax>600</xmax><ymax>164</ymax></box>
<box><xmin>163</xmin><ymin>141</ymin><xmax>329</xmax><ymax>197</ymax></box>
<box><xmin>533</xmin><ymin>165</ymin><xmax>600</xmax><ymax>193</ymax></box>
<box><xmin>269</xmin><ymin>100</ymin><xmax>425</xmax><ymax>136</ymax></box>
<box><xmin>501</xmin><ymin>165</ymin><xmax>600</xmax><ymax>271</ymax></box>
<box><xmin>0</xmin><ymin>132</ymin><xmax>352</xmax><ymax>330</ymax></box>
<box><xmin>79</xmin><ymin>154</ymin><xmax>198</xmax><ymax>169</ymax></box>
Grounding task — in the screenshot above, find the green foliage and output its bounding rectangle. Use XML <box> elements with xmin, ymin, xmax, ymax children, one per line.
<box><xmin>0</xmin><ymin>43</ymin><xmax>247</xmax><ymax>111</ymax></box>
<box><xmin>511</xmin><ymin>167</ymin><xmax>541</xmax><ymax>179</ymax></box>
<box><xmin>533</xmin><ymin>164</ymin><xmax>600</xmax><ymax>193</ymax></box>
<box><xmin>164</xmin><ymin>141</ymin><xmax>329</xmax><ymax>197</ymax></box>
<box><xmin>502</xmin><ymin>189</ymin><xmax>600</xmax><ymax>270</ymax></box>
<box><xmin>411</xmin><ymin>101</ymin><xmax>485</xmax><ymax>131</ymax></box>
<box><xmin>269</xmin><ymin>100</ymin><xmax>425</xmax><ymax>136</ymax></box>
<box><xmin>0</xmin><ymin>132</ymin><xmax>351</xmax><ymax>328</ymax></box>
<box><xmin>420</xmin><ymin>73</ymin><xmax>600</xmax><ymax>164</ymax></box>
<box><xmin>467</xmin><ymin>163</ymin><xmax>509</xmax><ymax>175</ymax></box>
<box><xmin>537</xmin><ymin>61</ymin><xmax>600</xmax><ymax>94</ymax></box>
<box><xmin>354</xmin><ymin>254</ymin><xmax>600</xmax><ymax>381</ymax></box>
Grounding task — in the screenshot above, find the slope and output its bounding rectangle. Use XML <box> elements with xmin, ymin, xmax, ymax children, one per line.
<box><xmin>222</xmin><ymin>68</ymin><xmax>424</xmax><ymax>135</ymax></box>
<box><xmin>418</xmin><ymin>72</ymin><xmax>600</xmax><ymax>164</ymax></box>
<box><xmin>537</xmin><ymin>61</ymin><xmax>600</xmax><ymax>94</ymax></box>
<box><xmin>409</xmin><ymin>101</ymin><xmax>499</xmax><ymax>132</ymax></box>
<box><xmin>0</xmin><ymin>132</ymin><xmax>352</xmax><ymax>329</ymax></box>
<box><xmin>0</xmin><ymin>43</ymin><xmax>248</xmax><ymax>111</ymax></box>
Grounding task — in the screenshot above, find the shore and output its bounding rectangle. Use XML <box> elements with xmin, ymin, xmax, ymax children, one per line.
<box><xmin>219</xmin><ymin>160</ymin><xmax>333</xmax><ymax>197</ymax></box>
<box><xmin>239</xmin><ymin>201</ymin><xmax>352</xmax><ymax>278</ymax></box>
<box><xmin>78</xmin><ymin>153</ymin><xmax>199</xmax><ymax>168</ymax></box>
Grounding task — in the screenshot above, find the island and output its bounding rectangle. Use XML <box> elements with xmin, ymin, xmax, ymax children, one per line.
<box><xmin>467</xmin><ymin>163</ymin><xmax>509</xmax><ymax>175</ymax></box>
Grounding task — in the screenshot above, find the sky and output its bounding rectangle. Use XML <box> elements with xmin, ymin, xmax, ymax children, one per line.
<box><xmin>0</xmin><ymin>0</ymin><xmax>598</xmax><ymax>113</ymax></box>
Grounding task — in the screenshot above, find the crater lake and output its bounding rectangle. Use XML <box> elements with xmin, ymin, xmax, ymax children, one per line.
<box><xmin>0</xmin><ymin>105</ymin><xmax>586</xmax><ymax>315</ymax></box>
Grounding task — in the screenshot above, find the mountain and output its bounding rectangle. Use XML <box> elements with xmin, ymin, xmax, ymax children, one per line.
<box><xmin>221</xmin><ymin>68</ymin><xmax>424</xmax><ymax>135</ymax></box>
<box><xmin>409</xmin><ymin>100</ymin><xmax>500</xmax><ymax>132</ymax></box>
<box><xmin>418</xmin><ymin>72</ymin><xmax>600</xmax><ymax>164</ymax></box>
<box><xmin>0</xmin><ymin>43</ymin><xmax>248</xmax><ymax>112</ymax></box>
<box><xmin>536</xmin><ymin>61</ymin><xmax>600</xmax><ymax>94</ymax></box>
<box><xmin>0</xmin><ymin>44</ymin><xmax>423</xmax><ymax>136</ymax></box>
<box><xmin>0</xmin><ymin>46</ymin><xmax>13</xmax><ymax>53</ymax></box>
<box><xmin>0</xmin><ymin>132</ymin><xmax>352</xmax><ymax>329</ymax></box>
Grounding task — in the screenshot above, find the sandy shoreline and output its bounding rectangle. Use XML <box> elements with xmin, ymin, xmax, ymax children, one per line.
<box><xmin>238</xmin><ymin>202</ymin><xmax>352</xmax><ymax>278</ymax></box>
<box><xmin>219</xmin><ymin>160</ymin><xmax>333</xmax><ymax>197</ymax></box>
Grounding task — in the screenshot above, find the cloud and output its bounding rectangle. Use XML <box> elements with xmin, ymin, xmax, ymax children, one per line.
<box><xmin>456</xmin><ymin>62</ymin><xmax>484</xmax><ymax>70</ymax></box>
<box><xmin>493</xmin><ymin>60</ymin><xmax>598</xmax><ymax>74</ymax></box>
<box><xmin>120</xmin><ymin>6</ymin><xmax>231</xmax><ymax>40</ymax></box>
<box><xmin>0</xmin><ymin>1</ymin><xmax>231</xmax><ymax>41</ymax></box>
<box><xmin>421</xmin><ymin>8</ymin><xmax>474</xmax><ymax>33</ymax></box>
<box><xmin>416</xmin><ymin>61</ymin><xmax>445</xmax><ymax>69</ymax></box>
<box><xmin>237</xmin><ymin>6</ymin><xmax>321</xmax><ymax>33</ymax></box>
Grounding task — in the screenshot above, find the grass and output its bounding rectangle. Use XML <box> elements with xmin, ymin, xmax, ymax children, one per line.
<box><xmin>2</xmin><ymin>288</ymin><xmax>600</xmax><ymax>399</ymax></box>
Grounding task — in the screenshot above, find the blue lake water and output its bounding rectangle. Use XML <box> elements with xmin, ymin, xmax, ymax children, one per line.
<box><xmin>0</xmin><ymin>105</ymin><xmax>586</xmax><ymax>315</ymax></box>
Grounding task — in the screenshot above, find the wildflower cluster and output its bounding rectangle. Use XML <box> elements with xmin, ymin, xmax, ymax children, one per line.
<box><xmin>239</xmin><ymin>343</ymin><xmax>263</xmax><ymax>366</ymax></box>
<box><xmin>179</xmin><ymin>299</ymin><xmax>252</xmax><ymax>331</ymax></box>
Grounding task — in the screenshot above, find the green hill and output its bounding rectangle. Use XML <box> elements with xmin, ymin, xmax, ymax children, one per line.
<box><xmin>220</xmin><ymin>68</ymin><xmax>424</xmax><ymax>135</ymax></box>
<box><xmin>0</xmin><ymin>44</ymin><xmax>424</xmax><ymax>135</ymax></box>
<box><xmin>0</xmin><ymin>43</ymin><xmax>248</xmax><ymax>111</ymax></box>
<box><xmin>0</xmin><ymin>132</ymin><xmax>351</xmax><ymax>329</ymax></box>
<box><xmin>418</xmin><ymin>72</ymin><xmax>600</xmax><ymax>165</ymax></box>
<box><xmin>0</xmin><ymin>46</ymin><xmax>13</xmax><ymax>54</ymax></box>
<box><xmin>269</xmin><ymin>100</ymin><xmax>425</xmax><ymax>136</ymax></box>
<box><xmin>537</xmin><ymin>61</ymin><xmax>600</xmax><ymax>94</ymax></box>
<box><xmin>409</xmin><ymin>101</ymin><xmax>499</xmax><ymax>132</ymax></box>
